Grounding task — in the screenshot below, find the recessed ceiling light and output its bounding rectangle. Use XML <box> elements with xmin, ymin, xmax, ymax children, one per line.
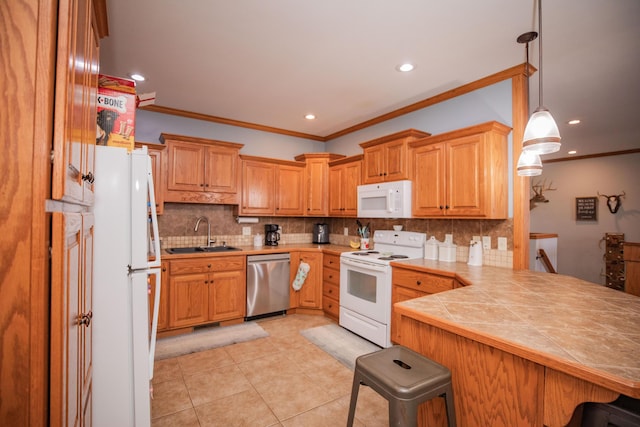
<box><xmin>567</xmin><ymin>119</ymin><xmax>581</xmax><ymax>125</ymax></box>
<box><xmin>304</xmin><ymin>114</ymin><xmax>316</xmax><ymax>120</ymax></box>
<box><xmin>396</xmin><ymin>63</ymin><xmax>415</xmax><ymax>72</ymax></box>
<box><xmin>568</xmin><ymin>150</ymin><xmax>577</xmax><ymax>155</ymax></box>
<box><xmin>130</xmin><ymin>73</ymin><xmax>146</xmax><ymax>82</ymax></box>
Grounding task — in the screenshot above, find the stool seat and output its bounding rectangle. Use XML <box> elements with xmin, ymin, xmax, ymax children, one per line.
<box><xmin>347</xmin><ymin>346</ymin><xmax>456</xmax><ymax>427</ymax></box>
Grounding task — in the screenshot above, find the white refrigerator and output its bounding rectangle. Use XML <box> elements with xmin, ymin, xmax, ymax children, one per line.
<box><xmin>92</xmin><ymin>145</ymin><xmax>162</xmax><ymax>427</ymax></box>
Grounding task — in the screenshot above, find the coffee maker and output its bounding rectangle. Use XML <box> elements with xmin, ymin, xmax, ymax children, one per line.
<box><xmin>264</xmin><ymin>224</ymin><xmax>280</xmax><ymax>246</ymax></box>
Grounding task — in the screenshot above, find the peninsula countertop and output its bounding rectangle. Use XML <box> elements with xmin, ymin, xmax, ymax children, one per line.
<box><xmin>391</xmin><ymin>259</ymin><xmax>640</xmax><ymax>399</ymax></box>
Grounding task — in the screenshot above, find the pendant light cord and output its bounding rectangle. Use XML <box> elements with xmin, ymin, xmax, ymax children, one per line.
<box><xmin>538</xmin><ymin>0</ymin><xmax>543</xmax><ymax>108</ymax></box>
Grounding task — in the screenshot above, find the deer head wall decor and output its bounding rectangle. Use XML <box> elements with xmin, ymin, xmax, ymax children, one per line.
<box><xmin>598</xmin><ymin>191</ymin><xmax>626</xmax><ymax>214</ymax></box>
<box><xmin>530</xmin><ymin>179</ymin><xmax>556</xmax><ymax>210</ymax></box>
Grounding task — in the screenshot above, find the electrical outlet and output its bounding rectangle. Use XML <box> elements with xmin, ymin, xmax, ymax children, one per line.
<box><xmin>498</xmin><ymin>237</ymin><xmax>507</xmax><ymax>251</ymax></box>
<box><xmin>242</xmin><ymin>226</ymin><xmax>251</xmax><ymax>236</ymax></box>
<box><xmin>445</xmin><ymin>234</ymin><xmax>453</xmax><ymax>244</ymax></box>
<box><xmin>344</xmin><ymin>227</ymin><xmax>349</xmax><ymax>236</ymax></box>
<box><xmin>472</xmin><ymin>235</ymin><xmax>481</xmax><ymax>243</ymax></box>
<box><xmin>482</xmin><ymin>236</ymin><xmax>491</xmax><ymax>250</ymax></box>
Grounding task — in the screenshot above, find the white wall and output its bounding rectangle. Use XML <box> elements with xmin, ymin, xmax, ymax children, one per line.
<box><xmin>134</xmin><ymin>109</ymin><xmax>326</xmax><ymax>160</ymax></box>
<box><xmin>530</xmin><ymin>152</ymin><xmax>640</xmax><ymax>284</ymax></box>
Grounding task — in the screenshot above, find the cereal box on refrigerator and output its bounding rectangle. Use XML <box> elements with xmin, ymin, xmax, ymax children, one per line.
<box><xmin>97</xmin><ymin>74</ymin><xmax>136</xmax><ymax>150</ymax></box>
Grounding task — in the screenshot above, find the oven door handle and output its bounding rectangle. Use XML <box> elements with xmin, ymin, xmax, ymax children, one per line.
<box><xmin>340</xmin><ymin>257</ymin><xmax>389</xmax><ymax>273</ymax></box>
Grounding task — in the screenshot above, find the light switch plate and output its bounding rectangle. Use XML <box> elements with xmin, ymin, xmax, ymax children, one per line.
<box><xmin>482</xmin><ymin>236</ymin><xmax>491</xmax><ymax>250</ymax></box>
<box><xmin>242</xmin><ymin>226</ymin><xmax>251</xmax><ymax>236</ymax></box>
<box><xmin>344</xmin><ymin>227</ymin><xmax>349</xmax><ymax>236</ymax></box>
<box><xmin>445</xmin><ymin>234</ymin><xmax>453</xmax><ymax>244</ymax></box>
<box><xmin>498</xmin><ymin>237</ymin><xmax>507</xmax><ymax>251</ymax></box>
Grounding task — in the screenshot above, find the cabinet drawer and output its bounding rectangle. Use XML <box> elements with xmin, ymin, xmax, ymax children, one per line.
<box><xmin>170</xmin><ymin>256</ymin><xmax>245</xmax><ymax>274</ymax></box>
<box><xmin>323</xmin><ymin>253</ymin><xmax>340</xmax><ymax>269</ymax></box>
<box><xmin>322</xmin><ymin>295</ymin><xmax>340</xmax><ymax>319</ymax></box>
<box><xmin>323</xmin><ymin>266</ymin><xmax>339</xmax><ymax>286</ymax></box>
<box><xmin>323</xmin><ymin>281</ymin><xmax>340</xmax><ymax>300</ymax></box>
<box><xmin>392</xmin><ymin>268</ymin><xmax>454</xmax><ymax>294</ymax></box>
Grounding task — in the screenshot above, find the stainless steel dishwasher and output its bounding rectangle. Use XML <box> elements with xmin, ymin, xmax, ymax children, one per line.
<box><xmin>246</xmin><ymin>253</ymin><xmax>290</xmax><ymax>319</ymax></box>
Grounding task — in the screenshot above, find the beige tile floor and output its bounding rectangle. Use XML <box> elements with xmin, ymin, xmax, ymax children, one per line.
<box><xmin>151</xmin><ymin>314</ymin><xmax>389</xmax><ymax>427</ymax></box>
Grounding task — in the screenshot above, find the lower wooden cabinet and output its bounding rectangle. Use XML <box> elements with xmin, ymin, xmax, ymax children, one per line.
<box><xmin>391</xmin><ymin>266</ymin><xmax>454</xmax><ymax>343</ymax></box>
<box><xmin>290</xmin><ymin>251</ymin><xmax>323</xmax><ymax>310</ymax></box>
<box><xmin>322</xmin><ymin>253</ymin><xmax>341</xmax><ymax>321</ymax></box>
<box><xmin>167</xmin><ymin>256</ymin><xmax>246</xmax><ymax>329</ymax></box>
<box><xmin>150</xmin><ymin>261</ymin><xmax>169</xmax><ymax>331</ymax></box>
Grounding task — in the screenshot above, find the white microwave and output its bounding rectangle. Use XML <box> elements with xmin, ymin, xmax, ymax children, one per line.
<box><xmin>357</xmin><ymin>180</ymin><xmax>412</xmax><ymax>218</ymax></box>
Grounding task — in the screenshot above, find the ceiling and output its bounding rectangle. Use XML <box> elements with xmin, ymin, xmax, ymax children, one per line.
<box><xmin>100</xmin><ymin>0</ymin><xmax>640</xmax><ymax>160</ymax></box>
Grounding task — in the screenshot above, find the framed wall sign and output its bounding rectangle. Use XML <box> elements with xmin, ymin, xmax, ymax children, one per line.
<box><xmin>576</xmin><ymin>197</ymin><xmax>598</xmax><ymax>221</ymax></box>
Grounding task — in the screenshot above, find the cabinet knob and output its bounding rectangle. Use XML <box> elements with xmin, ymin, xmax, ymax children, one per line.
<box><xmin>445</xmin><ymin>205</ymin><xmax>449</xmax><ymax>210</ymax></box>
<box><xmin>207</xmin><ymin>264</ymin><xmax>212</xmax><ymax>268</ymax></box>
<box><xmin>200</xmin><ymin>183</ymin><xmax>205</xmax><ymax>187</ymax></box>
<box><xmin>78</xmin><ymin>311</ymin><xmax>93</xmax><ymax>327</ymax></box>
<box><xmin>328</xmin><ymin>289</ymin><xmax>333</xmax><ymax>294</ymax></box>
<box><xmin>329</xmin><ymin>275</ymin><xmax>333</xmax><ymax>279</ymax></box>
<box><xmin>82</xmin><ymin>171</ymin><xmax>95</xmax><ymax>184</ymax></box>
<box><xmin>162</xmin><ymin>267</ymin><xmax>167</xmax><ymax>272</ymax></box>
<box><xmin>439</xmin><ymin>205</ymin><xmax>444</xmax><ymax>210</ymax></box>
<box><xmin>416</xmin><ymin>280</ymin><xmax>422</xmax><ymax>285</ymax></box>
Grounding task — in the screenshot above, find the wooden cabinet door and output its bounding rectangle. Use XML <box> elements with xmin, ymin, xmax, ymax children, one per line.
<box><xmin>305</xmin><ymin>158</ymin><xmax>329</xmax><ymax>216</ymax></box>
<box><xmin>241</xmin><ymin>160</ymin><xmax>275</xmax><ymax>215</ymax></box>
<box><xmin>50</xmin><ymin>212</ymin><xmax>82</xmax><ymax>427</ymax></box>
<box><xmin>276</xmin><ymin>164</ymin><xmax>304</xmax><ymax>216</ymax></box>
<box><xmin>146</xmin><ymin>145</ymin><xmax>165</xmax><ymax>214</ymax></box>
<box><xmin>413</xmin><ymin>143</ymin><xmax>446</xmax><ymax>216</ymax></box>
<box><xmin>167</xmin><ymin>141</ymin><xmax>205</xmax><ymax>192</ymax></box>
<box><xmin>205</xmin><ymin>144</ymin><xmax>238</xmax><ymax>193</ymax></box>
<box><xmin>80</xmin><ymin>212</ymin><xmax>94</xmax><ymax>426</ymax></box>
<box><xmin>384</xmin><ymin>139</ymin><xmax>408</xmax><ymax>181</ymax></box>
<box><xmin>209</xmin><ymin>270</ymin><xmax>246</xmax><ymax>321</ymax></box>
<box><xmin>169</xmin><ymin>273</ymin><xmax>209</xmax><ymax>327</ymax></box>
<box><xmin>328</xmin><ymin>165</ymin><xmax>344</xmax><ymax>216</ymax></box>
<box><xmin>296</xmin><ymin>252</ymin><xmax>323</xmax><ymax>309</ymax></box>
<box><xmin>446</xmin><ymin>134</ymin><xmax>483</xmax><ymax>216</ymax></box>
<box><xmin>52</xmin><ymin>0</ymin><xmax>96</xmax><ymax>206</ymax></box>
<box><xmin>342</xmin><ymin>160</ymin><xmax>361</xmax><ymax>216</ymax></box>
<box><xmin>362</xmin><ymin>145</ymin><xmax>385</xmax><ymax>184</ymax></box>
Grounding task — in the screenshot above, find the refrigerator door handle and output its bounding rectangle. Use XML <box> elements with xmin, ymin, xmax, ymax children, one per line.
<box><xmin>146</xmin><ymin>267</ymin><xmax>161</xmax><ymax>379</ymax></box>
<box><xmin>146</xmin><ymin>155</ymin><xmax>161</xmax><ymax>268</ymax></box>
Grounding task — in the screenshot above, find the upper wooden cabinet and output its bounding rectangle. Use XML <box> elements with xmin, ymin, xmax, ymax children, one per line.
<box><xmin>51</xmin><ymin>0</ymin><xmax>101</xmax><ymax>206</ymax></box>
<box><xmin>328</xmin><ymin>155</ymin><xmax>363</xmax><ymax>217</ymax></box>
<box><xmin>294</xmin><ymin>153</ymin><xmax>346</xmax><ymax>216</ymax></box>
<box><xmin>239</xmin><ymin>155</ymin><xmax>305</xmax><ymax>216</ymax></box>
<box><xmin>410</xmin><ymin>121</ymin><xmax>511</xmax><ymax>218</ymax></box>
<box><xmin>135</xmin><ymin>142</ymin><xmax>166</xmax><ymax>215</ymax></box>
<box><xmin>360</xmin><ymin>129</ymin><xmax>430</xmax><ymax>184</ymax></box>
<box><xmin>160</xmin><ymin>133</ymin><xmax>244</xmax><ymax>204</ymax></box>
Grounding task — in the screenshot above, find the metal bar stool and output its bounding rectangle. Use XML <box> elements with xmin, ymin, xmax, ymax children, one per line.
<box><xmin>347</xmin><ymin>346</ymin><xmax>456</xmax><ymax>427</ymax></box>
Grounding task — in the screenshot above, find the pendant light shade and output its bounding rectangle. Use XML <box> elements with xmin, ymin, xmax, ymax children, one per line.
<box><xmin>516</xmin><ymin>151</ymin><xmax>543</xmax><ymax>176</ymax></box>
<box><xmin>522</xmin><ymin>107</ymin><xmax>561</xmax><ymax>154</ymax></box>
<box><xmin>520</xmin><ymin>0</ymin><xmax>561</xmax><ymax>158</ymax></box>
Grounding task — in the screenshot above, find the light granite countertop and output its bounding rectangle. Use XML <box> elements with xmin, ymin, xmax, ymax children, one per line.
<box><xmin>392</xmin><ymin>259</ymin><xmax>640</xmax><ymax>398</ymax></box>
<box><xmin>161</xmin><ymin>243</ymin><xmax>355</xmax><ymax>259</ymax></box>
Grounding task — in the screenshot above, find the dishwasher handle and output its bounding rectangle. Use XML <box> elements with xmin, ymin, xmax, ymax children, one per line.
<box><xmin>247</xmin><ymin>253</ymin><xmax>290</xmax><ymax>264</ymax></box>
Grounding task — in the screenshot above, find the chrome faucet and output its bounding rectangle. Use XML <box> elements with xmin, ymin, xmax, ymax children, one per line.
<box><xmin>194</xmin><ymin>216</ymin><xmax>216</xmax><ymax>247</ymax></box>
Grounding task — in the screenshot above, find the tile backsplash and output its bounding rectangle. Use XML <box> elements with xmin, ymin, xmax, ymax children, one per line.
<box><xmin>158</xmin><ymin>203</ymin><xmax>514</xmax><ymax>268</ymax></box>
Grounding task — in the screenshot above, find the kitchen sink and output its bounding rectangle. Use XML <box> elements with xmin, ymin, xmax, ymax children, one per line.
<box><xmin>166</xmin><ymin>246</ymin><xmax>241</xmax><ymax>254</ymax></box>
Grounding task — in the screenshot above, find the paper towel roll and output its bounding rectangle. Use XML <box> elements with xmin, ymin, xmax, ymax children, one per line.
<box><xmin>236</xmin><ymin>216</ymin><xmax>259</xmax><ymax>224</ymax></box>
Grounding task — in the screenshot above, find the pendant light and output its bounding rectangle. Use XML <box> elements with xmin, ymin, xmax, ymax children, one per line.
<box><xmin>516</xmin><ymin>31</ymin><xmax>543</xmax><ymax>176</ymax></box>
<box><xmin>522</xmin><ymin>0</ymin><xmax>561</xmax><ymax>155</ymax></box>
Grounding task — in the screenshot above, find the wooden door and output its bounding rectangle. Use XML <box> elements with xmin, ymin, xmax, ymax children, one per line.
<box><xmin>240</xmin><ymin>160</ymin><xmax>275</xmax><ymax>215</ymax></box>
<box><xmin>167</xmin><ymin>141</ymin><xmax>205</xmax><ymax>192</ymax></box>
<box><xmin>50</xmin><ymin>212</ymin><xmax>82</xmax><ymax>427</ymax></box>
<box><xmin>362</xmin><ymin>145</ymin><xmax>385</xmax><ymax>184</ymax></box>
<box><xmin>80</xmin><ymin>212</ymin><xmax>94</xmax><ymax>426</ymax></box>
<box><xmin>446</xmin><ymin>135</ymin><xmax>483</xmax><ymax>216</ymax></box>
<box><xmin>296</xmin><ymin>252</ymin><xmax>323</xmax><ymax>308</ymax></box>
<box><xmin>209</xmin><ymin>270</ymin><xmax>246</xmax><ymax>321</ymax></box>
<box><xmin>205</xmin><ymin>144</ymin><xmax>238</xmax><ymax>193</ymax></box>
<box><xmin>412</xmin><ymin>143</ymin><xmax>446</xmax><ymax>216</ymax></box>
<box><xmin>305</xmin><ymin>158</ymin><xmax>329</xmax><ymax>216</ymax></box>
<box><xmin>385</xmin><ymin>139</ymin><xmax>408</xmax><ymax>181</ymax></box>
<box><xmin>276</xmin><ymin>164</ymin><xmax>304</xmax><ymax>216</ymax></box>
<box><xmin>342</xmin><ymin>161</ymin><xmax>361</xmax><ymax>216</ymax></box>
<box><xmin>391</xmin><ymin>285</ymin><xmax>427</xmax><ymax>343</ymax></box>
<box><xmin>328</xmin><ymin>165</ymin><xmax>344</xmax><ymax>216</ymax></box>
<box><xmin>169</xmin><ymin>273</ymin><xmax>209</xmax><ymax>327</ymax></box>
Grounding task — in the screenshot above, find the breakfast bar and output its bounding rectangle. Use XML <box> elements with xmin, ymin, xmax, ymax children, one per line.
<box><xmin>392</xmin><ymin>260</ymin><xmax>640</xmax><ymax>427</ymax></box>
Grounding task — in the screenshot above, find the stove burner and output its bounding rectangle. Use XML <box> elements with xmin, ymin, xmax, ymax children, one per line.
<box><xmin>378</xmin><ymin>255</ymin><xmax>410</xmax><ymax>261</ymax></box>
<box><xmin>352</xmin><ymin>251</ymin><xmax>380</xmax><ymax>256</ymax></box>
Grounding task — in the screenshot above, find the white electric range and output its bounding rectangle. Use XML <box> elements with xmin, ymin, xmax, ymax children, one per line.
<box><xmin>339</xmin><ymin>230</ymin><xmax>426</xmax><ymax>348</ymax></box>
